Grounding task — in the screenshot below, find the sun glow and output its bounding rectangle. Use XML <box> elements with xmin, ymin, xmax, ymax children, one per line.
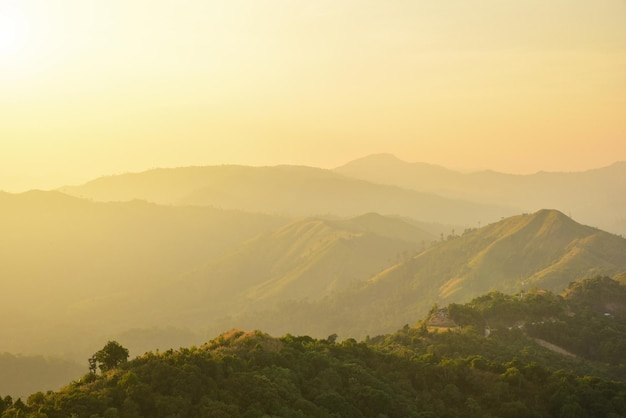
<box><xmin>1</xmin><ymin>0</ymin><xmax>625</xmax><ymax>192</ymax></box>
<box><xmin>0</xmin><ymin>10</ymin><xmax>28</xmax><ymax>56</ymax></box>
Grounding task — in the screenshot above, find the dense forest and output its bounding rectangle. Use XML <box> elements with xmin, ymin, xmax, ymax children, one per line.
<box><xmin>2</xmin><ymin>277</ymin><xmax>625</xmax><ymax>418</ymax></box>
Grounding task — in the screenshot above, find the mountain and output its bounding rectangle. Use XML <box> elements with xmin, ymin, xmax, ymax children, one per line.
<box><xmin>335</xmin><ymin>154</ymin><xmax>626</xmax><ymax>235</ymax></box>
<box><xmin>0</xmin><ymin>190</ymin><xmax>288</xmax><ymax>358</ymax></box>
<box><xmin>4</xmin><ymin>189</ymin><xmax>625</xmax><ymax>399</ymax></box>
<box><xmin>4</xmin><ymin>279</ymin><xmax>626</xmax><ymax>418</ymax></box>
<box><xmin>0</xmin><ymin>192</ymin><xmax>435</xmax><ymax>397</ymax></box>
<box><xmin>335</xmin><ymin>153</ymin><xmax>465</xmax><ymax>194</ymax></box>
<box><xmin>147</xmin><ymin>214</ymin><xmax>435</xmax><ymax>327</ymax></box>
<box><xmin>0</xmin><ymin>190</ymin><xmax>434</xmax><ymax>356</ymax></box>
<box><xmin>232</xmin><ymin>210</ymin><xmax>626</xmax><ymax>339</ymax></box>
<box><xmin>59</xmin><ymin>165</ymin><xmax>516</xmax><ymax>226</ymax></box>
<box><xmin>5</xmin><ymin>190</ymin><xmax>623</xmax><ymax>355</ymax></box>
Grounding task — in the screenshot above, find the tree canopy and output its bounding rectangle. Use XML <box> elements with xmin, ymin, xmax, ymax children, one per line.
<box><xmin>1</xmin><ymin>278</ymin><xmax>625</xmax><ymax>418</ymax></box>
<box><xmin>88</xmin><ymin>341</ymin><xmax>129</xmax><ymax>374</ymax></box>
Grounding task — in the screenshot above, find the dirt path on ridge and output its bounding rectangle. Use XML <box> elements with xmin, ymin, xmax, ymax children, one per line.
<box><xmin>532</xmin><ymin>338</ymin><xmax>578</xmax><ymax>358</ymax></box>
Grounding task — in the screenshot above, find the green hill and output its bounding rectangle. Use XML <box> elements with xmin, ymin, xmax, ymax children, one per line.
<box><xmin>2</xmin><ymin>278</ymin><xmax>626</xmax><ymax>418</ymax></box>
<box><xmin>233</xmin><ymin>210</ymin><xmax>626</xmax><ymax>339</ymax></box>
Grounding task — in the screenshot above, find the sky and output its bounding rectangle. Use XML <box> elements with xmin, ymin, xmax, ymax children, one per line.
<box><xmin>1</xmin><ymin>0</ymin><xmax>625</xmax><ymax>191</ymax></box>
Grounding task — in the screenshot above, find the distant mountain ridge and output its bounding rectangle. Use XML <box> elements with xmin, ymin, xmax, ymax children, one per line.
<box><xmin>59</xmin><ymin>164</ymin><xmax>516</xmax><ymax>226</ymax></box>
<box><xmin>58</xmin><ymin>156</ymin><xmax>626</xmax><ymax>235</ymax></box>
<box><xmin>335</xmin><ymin>154</ymin><xmax>626</xmax><ymax>235</ymax></box>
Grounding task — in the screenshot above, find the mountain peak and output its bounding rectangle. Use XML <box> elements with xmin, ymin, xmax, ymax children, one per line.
<box><xmin>517</xmin><ymin>209</ymin><xmax>585</xmax><ymax>239</ymax></box>
<box><xmin>334</xmin><ymin>154</ymin><xmax>462</xmax><ymax>193</ymax></box>
<box><xmin>336</xmin><ymin>153</ymin><xmax>450</xmax><ymax>171</ymax></box>
<box><xmin>351</xmin><ymin>153</ymin><xmax>406</xmax><ymax>164</ymax></box>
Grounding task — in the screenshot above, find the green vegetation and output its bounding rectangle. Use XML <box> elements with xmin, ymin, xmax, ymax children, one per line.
<box><xmin>2</xmin><ymin>277</ymin><xmax>625</xmax><ymax>418</ymax></box>
<box><xmin>89</xmin><ymin>341</ymin><xmax>130</xmax><ymax>374</ymax></box>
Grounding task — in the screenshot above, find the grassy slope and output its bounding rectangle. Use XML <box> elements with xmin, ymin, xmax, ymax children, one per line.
<box><xmin>233</xmin><ymin>210</ymin><xmax>626</xmax><ymax>340</ymax></box>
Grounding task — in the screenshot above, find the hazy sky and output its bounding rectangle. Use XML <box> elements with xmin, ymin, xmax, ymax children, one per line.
<box><xmin>1</xmin><ymin>0</ymin><xmax>625</xmax><ymax>191</ymax></box>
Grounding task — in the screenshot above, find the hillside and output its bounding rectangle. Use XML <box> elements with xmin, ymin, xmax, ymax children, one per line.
<box><xmin>59</xmin><ymin>165</ymin><xmax>515</xmax><ymax>226</ymax></box>
<box><xmin>4</xmin><ymin>195</ymin><xmax>623</xmax><ymax>356</ymax></box>
<box><xmin>3</xmin><ymin>279</ymin><xmax>626</xmax><ymax>418</ymax></box>
<box><xmin>231</xmin><ymin>210</ymin><xmax>626</xmax><ymax>339</ymax></box>
<box><xmin>335</xmin><ymin>154</ymin><xmax>626</xmax><ymax>235</ymax></box>
<box><xmin>0</xmin><ymin>191</ymin><xmax>435</xmax><ymax>361</ymax></box>
<box><xmin>0</xmin><ymin>190</ymin><xmax>288</xmax><ymax>358</ymax></box>
<box><xmin>4</xmin><ymin>191</ymin><xmax>626</xmax><ymax>399</ymax></box>
<box><xmin>148</xmin><ymin>214</ymin><xmax>434</xmax><ymax>326</ymax></box>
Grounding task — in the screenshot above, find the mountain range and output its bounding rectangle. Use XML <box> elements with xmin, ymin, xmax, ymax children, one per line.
<box><xmin>336</xmin><ymin>154</ymin><xmax>626</xmax><ymax>236</ymax></box>
<box><xmin>1</xmin><ymin>156</ymin><xmax>625</xmax><ymax>399</ymax></box>
<box><xmin>58</xmin><ymin>164</ymin><xmax>515</xmax><ymax>227</ymax></box>
<box><xmin>58</xmin><ymin>155</ymin><xmax>626</xmax><ymax>236</ymax></box>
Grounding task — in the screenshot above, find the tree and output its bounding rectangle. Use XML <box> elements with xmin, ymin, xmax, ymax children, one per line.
<box><xmin>90</xmin><ymin>341</ymin><xmax>129</xmax><ymax>373</ymax></box>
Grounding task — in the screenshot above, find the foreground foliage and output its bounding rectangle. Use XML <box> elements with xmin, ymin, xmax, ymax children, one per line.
<box><xmin>2</xmin><ymin>277</ymin><xmax>626</xmax><ymax>418</ymax></box>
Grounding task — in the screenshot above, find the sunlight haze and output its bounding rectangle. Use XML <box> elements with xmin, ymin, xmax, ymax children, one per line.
<box><xmin>1</xmin><ymin>0</ymin><xmax>625</xmax><ymax>191</ymax></box>
<box><xmin>4</xmin><ymin>2</ymin><xmax>626</xmax><ymax>406</ymax></box>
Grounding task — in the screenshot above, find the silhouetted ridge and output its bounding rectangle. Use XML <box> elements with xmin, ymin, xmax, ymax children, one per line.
<box><xmin>336</xmin><ymin>155</ymin><xmax>626</xmax><ymax>236</ymax></box>
<box><xmin>59</xmin><ymin>164</ymin><xmax>515</xmax><ymax>225</ymax></box>
<box><xmin>0</xmin><ymin>189</ymin><xmax>91</xmax><ymax>207</ymax></box>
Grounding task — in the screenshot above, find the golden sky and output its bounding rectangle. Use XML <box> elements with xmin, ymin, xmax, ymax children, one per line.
<box><xmin>1</xmin><ymin>0</ymin><xmax>625</xmax><ymax>191</ymax></box>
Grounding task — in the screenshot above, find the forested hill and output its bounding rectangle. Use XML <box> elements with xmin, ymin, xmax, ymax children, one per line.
<box><xmin>2</xmin><ymin>277</ymin><xmax>625</xmax><ymax>418</ymax></box>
